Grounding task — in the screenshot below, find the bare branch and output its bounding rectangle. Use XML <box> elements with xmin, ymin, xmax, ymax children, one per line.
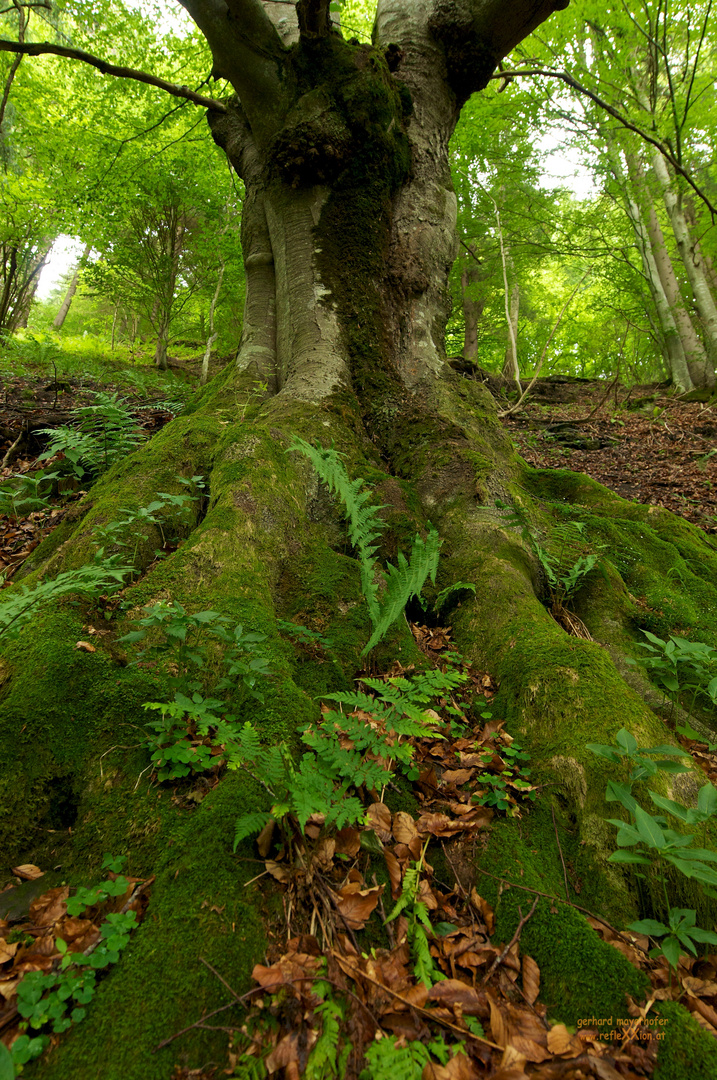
<box><xmin>0</xmin><ymin>39</ymin><xmax>227</xmax><ymax>111</ymax></box>
<box><xmin>489</xmin><ymin>67</ymin><xmax>716</xmax><ymax>218</ymax></box>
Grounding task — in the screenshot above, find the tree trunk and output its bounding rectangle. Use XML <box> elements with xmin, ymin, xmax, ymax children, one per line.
<box><xmin>52</xmin><ymin>242</ymin><xmax>93</xmax><ymax>331</ymax></box>
<box><xmin>650</xmin><ymin>149</ymin><xmax>717</xmax><ymax>366</ymax></box>
<box><xmin>3</xmin><ymin>6</ymin><xmax>717</xmax><ymax>1078</ymax></box>
<box><xmin>460</xmin><ymin>253</ymin><xmax>485</xmax><ymax>361</ymax></box>
<box><xmin>604</xmin><ymin>137</ymin><xmax>693</xmax><ymax>390</ymax></box>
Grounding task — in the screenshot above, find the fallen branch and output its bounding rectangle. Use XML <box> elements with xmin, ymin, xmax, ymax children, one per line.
<box><xmin>480</xmin><ymin>896</ymin><xmax>538</xmax><ymax>986</ymax></box>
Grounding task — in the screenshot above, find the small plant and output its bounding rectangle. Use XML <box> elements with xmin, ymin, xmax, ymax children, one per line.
<box><xmin>497</xmin><ymin>501</ymin><xmax>603</xmax><ymax>619</ymax></box>
<box><xmin>92</xmin><ymin>477</ymin><xmax>205</xmax><ymax>565</ymax></box>
<box><xmin>628</xmin><ymin>908</ymin><xmax>717</xmax><ymax>970</ymax></box>
<box><xmin>0</xmin><ymin>469</ymin><xmax>59</xmax><ymax>520</ymax></box>
<box><xmin>627</xmin><ymin>630</ymin><xmax>717</xmax><ymax>715</ymax></box>
<box><xmin>588</xmin><ymin>728</ymin><xmax>717</xmax><ymax>971</ymax></box>
<box><xmin>0</xmin><ymin>560</ymin><xmax>132</xmax><ymax>641</ymax></box>
<box><xmin>386</xmin><ymin>855</ymin><xmax>444</xmax><ymax>987</ymax></box>
<box><xmin>143</xmin><ymin>691</ymin><xmax>242</xmax><ymax>781</ymax></box>
<box><xmin>10</xmin><ymin>856</ymin><xmax>138</xmax><ymax>1070</ymax></box>
<box><xmin>289</xmin><ymin>438</ymin><xmax>441</xmax><ymax>654</ymax></box>
<box><xmin>472</xmin><ymin>735</ymin><xmax>535</xmax><ymax>814</ymax></box>
<box><xmin>38</xmin><ymin>391</ymin><xmax>145</xmax><ymax>479</ymax></box>
<box><xmin>231</xmin><ymin>668</ymin><xmax>467</xmax><ymax>849</ymax></box>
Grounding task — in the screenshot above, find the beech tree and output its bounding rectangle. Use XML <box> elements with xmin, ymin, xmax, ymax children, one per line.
<box><xmin>2</xmin><ymin>2</ymin><xmax>717</xmax><ymax>1077</ymax></box>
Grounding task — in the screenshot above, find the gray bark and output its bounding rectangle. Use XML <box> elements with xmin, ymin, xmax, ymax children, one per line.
<box><xmin>52</xmin><ymin>242</ymin><xmax>93</xmax><ymax>331</ymax></box>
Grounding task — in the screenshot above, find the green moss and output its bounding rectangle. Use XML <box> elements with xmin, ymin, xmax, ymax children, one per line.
<box><xmin>479</xmin><ymin>812</ymin><xmax>649</xmax><ymax>1024</ymax></box>
<box><xmin>654</xmin><ymin>1000</ymin><xmax>717</xmax><ymax>1079</ymax></box>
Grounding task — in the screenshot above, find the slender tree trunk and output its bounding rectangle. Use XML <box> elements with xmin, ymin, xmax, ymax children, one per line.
<box><xmin>649</xmin><ymin>149</ymin><xmax>717</xmax><ymax>365</ymax></box>
<box><xmin>604</xmin><ymin>137</ymin><xmax>693</xmax><ymax>391</ymax></box>
<box><xmin>52</xmin><ymin>242</ymin><xmax>93</xmax><ymax>331</ymax></box>
<box><xmin>460</xmin><ymin>258</ymin><xmax>485</xmax><ymax>361</ymax></box>
<box><xmin>201</xmin><ymin>263</ymin><xmax>224</xmax><ymax>385</ymax></box>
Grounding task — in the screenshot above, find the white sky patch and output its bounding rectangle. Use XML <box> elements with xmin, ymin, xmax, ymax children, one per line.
<box><xmin>538</xmin><ymin>131</ymin><xmax>598</xmax><ymax>200</ymax></box>
<box><xmin>36</xmin><ymin>236</ymin><xmax>86</xmax><ymax>301</ymax></box>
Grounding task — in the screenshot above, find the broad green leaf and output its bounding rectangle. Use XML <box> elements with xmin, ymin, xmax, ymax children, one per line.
<box><xmin>608</xmin><ymin>850</ymin><xmax>651</xmax><ymax>865</ymax></box>
<box><xmin>698</xmin><ymin>783</ymin><xmax>717</xmax><ymax>816</ymax></box>
<box><xmin>633</xmin><ymin>805</ymin><xmax>666</xmax><ymax>849</ymax></box>
<box><xmin>616</xmin><ymin>729</ymin><xmax>638</xmax><ymax>755</ymax></box>
<box><xmin>648</xmin><ymin>791</ymin><xmax>691</xmax><ymax>822</ymax></box>
<box><xmin>628</xmin><ymin>918</ymin><xmax>668</xmax><ymax>935</ymax></box>
<box><xmin>0</xmin><ymin>1041</ymin><xmax>14</xmax><ymax>1080</ymax></box>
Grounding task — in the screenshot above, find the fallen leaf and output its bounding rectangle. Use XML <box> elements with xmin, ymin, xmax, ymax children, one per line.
<box><xmin>422</xmin><ymin>1049</ymin><xmax>478</xmax><ymax>1079</ymax></box>
<box><xmin>334</xmin><ymin>827</ymin><xmax>361</xmax><ymax>857</ymax></box>
<box><xmin>256</xmin><ymin>819</ymin><xmax>275</xmax><ymax>858</ymax></box>
<box><xmin>469</xmin><ymin>889</ymin><xmax>495</xmax><ymax>934</ymax></box>
<box><xmin>546</xmin><ymin>1022</ymin><xmax>583</xmax><ymax>1057</ymax></box>
<box><xmin>265</xmin><ymin>860</ymin><xmax>291</xmax><ymax>883</ymax></box>
<box><xmin>11</xmin><ymin>864</ymin><xmax>43</xmax><ymax>881</ymax></box>
<box><xmin>392</xmin><ymin>811</ymin><xmax>419</xmax><ymax>845</ymax></box>
<box><xmin>384</xmin><ymin>850</ymin><xmax>402</xmax><ymax>898</ymax></box>
<box><xmin>427</xmin><ymin>979</ymin><xmax>488</xmax><ymax>1017</ymax></box>
<box><xmin>336</xmin><ymin>883</ymin><xmax>383</xmax><ymax>930</ymax></box>
<box><xmin>520</xmin><ymin>955</ymin><xmax>540</xmax><ymax>1006</ymax></box>
<box><xmin>366</xmin><ymin>802</ymin><xmax>392</xmax><ymax>842</ymax></box>
<box><xmin>28</xmin><ymin>886</ymin><xmax>69</xmax><ymax>927</ymax></box>
<box><xmin>0</xmin><ymin>939</ymin><xmax>17</xmax><ymax>963</ymax></box>
<box><xmin>75</xmin><ymin>641</ymin><xmax>96</xmax><ymax>652</ymax></box>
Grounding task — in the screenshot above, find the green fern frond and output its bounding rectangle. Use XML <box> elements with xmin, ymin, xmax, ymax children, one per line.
<box><xmin>288</xmin><ymin>438</ymin><xmax>386</xmax><ymax>624</ymax></box>
<box><xmin>362</xmin><ymin>525</ymin><xmax>441</xmax><ymax>655</ymax></box>
<box><xmin>234</xmin><ymin>811</ymin><xmax>274</xmax><ymax>850</ymax></box>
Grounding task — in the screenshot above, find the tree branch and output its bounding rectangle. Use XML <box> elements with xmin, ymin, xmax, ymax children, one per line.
<box><xmin>489</xmin><ymin>67</ymin><xmax>716</xmax><ymax>219</ymax></box>
<box><xmin>0</xmin><ymin>39</ymin><xmax>227</xmax><ymax>111</ymax></box>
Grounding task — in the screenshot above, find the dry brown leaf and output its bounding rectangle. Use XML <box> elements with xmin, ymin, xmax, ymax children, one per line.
<box><xmin>546</xmin><ymin>1023</ymin><xmax>582</xmax><ymax>1057</ymax></box>
<box><xmin>427</xmin><ymin>979</ymin><xmax>488</xmax><ymax>1017</ymax></box>
<box><xmin>334</xmin><ymin>827</ymin><xmax>361</xmax><ymax>857</ymax></box>
<box><xmin>469</xmin><ymin>889</ymin><xmax>495</xmax><ymax>934</ymax></box>
<box><xmin>0</xmin><ymin>977</ymin><xmax>20</xmax><ymax>999</ymax></box>
<box><xmin>415</xmin><ymin>813</ymin><xmax>467</xmax><ymax>838</ymax></box>
<box><xmin>264</xmin><ymin>1031</ymin><xmax>302</xmax><ymax>1073</ymax></box>
<box><xmin>336</xmin><ymin>883</ymin><xmax>383</xmax><ymax>930</ymax></box>
<box><xmin>366</xmin><ymin>802</ymin><xmax>392</xmax><ymax>842</ymax></box>
<box><xmin>384</xmin><ymin>850</ymin><xmax>402</xmax><ymax>899</ymax></box>
<box><xmin>11</xmin><ymin>864</ymin><xmax>44</xmax><ymax>881</ymax></box>
<box><xmin>265</xmin><ymin>860</ymin><xmax>291</xmax><ymax>883</ymax></box>
<box><xmin>586</xmin><ymin>1056</ymin><xmax>625</xmax><ymax>1080</ymax></box>
<box><xmin>28</xmin><ymin>886</ymin><xmax>69</xmax><ymax>927</ymax></box>
<box><xmin>509</xmin><ymin>1036</ymin><xmax>551</xmax><ymax>1063</ymax></box>
<box><xmin>490</xmin><ymin>998</ymin><xmax>507</xmax><ymax>1048</ymax></box>
<box><xmin>392</xmin><ymin>811</ymin><xmax>419</xmax><ymax>845</ymax></box>
<box><xmin>256</xmin><ymin>819</ymin><xmax>275</xmax><ymax>857</ymax></box>
<box><xmin>75</xmin><ymin>641</ymin><xmax>96</xmax><ymax>653</ymax></box>
<box><xmin>441</xmin><ymin>769</ymin><xmax>474</xmax><ymax>785</ymax></box>
<box><xmin>0</xmin><ymin>939</ymin><xmax>17</xmax><ymax>963</ymax></box>
<box><xmin>422</xmin><ymin>1049</ymin><xmax>478</xmax><ymax>1079</ymax></box>
<box><xmin>521</xmin><ymin>954</ymin><xmax>540</xmax><ymax>1004</ymax></box>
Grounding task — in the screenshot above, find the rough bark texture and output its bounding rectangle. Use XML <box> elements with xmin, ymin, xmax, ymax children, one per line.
<box><xmin>3</xmin><ymin>2</ymin><xmax>717</xmax><ymax>1077</ymax></box>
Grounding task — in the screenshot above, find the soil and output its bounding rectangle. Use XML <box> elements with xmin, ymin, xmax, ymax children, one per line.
<box><xmin>499</xmin><ymin>377</ymin><xmax>717</xmax><ymax>535</ymax></box>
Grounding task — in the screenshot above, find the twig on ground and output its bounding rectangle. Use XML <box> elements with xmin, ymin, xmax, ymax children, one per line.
<box><xmin>480</xmin><ymin>896</ymin><xmax>539</xmax><ymax>987</ymax></box>
<box><xmin>551</xmin><ymin>803</ymin><xmax>571</xmax><ymax>902</ymax></box>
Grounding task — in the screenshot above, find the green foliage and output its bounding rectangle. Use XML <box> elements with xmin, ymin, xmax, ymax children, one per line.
<box><xmin>232</xmin><ymin>668</ymin><xmax>467</xmax><ymax>846</ymax></box>
<box><xmin>498</xmin><ymin>502</ymin><xmax>603</xmax><ymax>612</ymax></box>
<box><xmin>304</xmin><ymin>983</ymin><xmax>350</xmax><ymax>1080</ymax></box>
<box><xmin>472</xmin><ymin>736</ymin><xmax>535</xmax><ymax>813</ymax></box>
<box><xmin>92</xmin><ymin>476</ymin><xmax>205</xmax><ymax>566</ymax></box>
<box><xmin>627</xmin><ymin>630</ymin><xmax>717</xmax><ymax>714</ymax></box>
<box><xmin>587</xmin><ymin>729</ymin><xmax>717</xmax><ymax>969</ymax></box>
<box><xmin>386</xmin><ymin>862</ymin><xmax>444</xmax><ymax>987</ymax></box>
<box><xmin>629</xmin><ymin>909</ymin><xmax>717</xmax><ymax>969</ymax></box>
<box><xmin>359</xmin><ymin>1035</ymin><xmax>467</xmax><ymax>1080</ymax></box>
<box><xmin>0</xmin><ymin>470</ymin><xmax>60</xmax><ymax>520</ymax></box>
<box><xmin>143</xmin><ymin>692</ymin><xmax>242</xmax><ymax>782</ymax></box>
<box><xmin>0</xmin><ymin>1041</ymin><xmax>14</xmax><ymax>1080</ymax></box>
<box><xmin>11</xmin><ymin>857</ymin><xmax>137</xmax><ymax>1070</ymax></box>
<box><xmin>288</xmin><ymin>439</ymin><xmax>440</xmax><ymax>653</ymax></box>
<box><xmin>0</xmin><ymin>560</ymin><xmax>131</xmax><ymax>641</ymax></box>
<box><xmin>38</xmin><ymin>392</ymin><xmax>146</xmax><ymax>479</ymax></box>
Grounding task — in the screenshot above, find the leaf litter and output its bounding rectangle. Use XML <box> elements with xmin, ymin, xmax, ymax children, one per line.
<box><xmin>161</xmin><ymin>633</ymin><xmax>664</xmax><ymax>1079</ymax></box>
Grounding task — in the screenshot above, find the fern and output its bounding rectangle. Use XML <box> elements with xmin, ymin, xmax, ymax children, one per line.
<box><xmin>305</xmin><ymin>986</ymin><xmax>348</xmax><ymax>1080</ymax></box>
<box><xmin>360</xmin><ymin>1038</ymin><xmax>432</xmax><ymax>1080</ymax></box>
<box><xmin>288</xmin><ymin>438</ymin><xmax>441</xmax><ymax>652</ymax></box>
<box><xmin>234</xmin><ymin>811</ymin><xmax>274</xmax><ymax>850</ymax></box>
<box><xmin>289</xmin><ymin>438</ymin><xmax>386</xmax><ymax>624</ymax></box>
<box><xmin>363</xmin><ymin>527</ymin><xmax>440</xmax><ymax>655</ymax></box>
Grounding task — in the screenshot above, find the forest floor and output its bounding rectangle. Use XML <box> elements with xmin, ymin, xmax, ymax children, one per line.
<box><xmin>500</xmin><ymin>376</ymin><xmax>717</xmax><ymax>535</ymax></box>
<box><xmin>1</xmin><ymin>365</ymin><xmax>717</xmax><ymax>1077</ymax></box>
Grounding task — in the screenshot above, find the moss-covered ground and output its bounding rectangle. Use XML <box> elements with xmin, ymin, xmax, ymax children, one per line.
<box><xmin>3</xmin><ymin>361</ymin><xmax>717</xmax><ymax>1076</ymax></box>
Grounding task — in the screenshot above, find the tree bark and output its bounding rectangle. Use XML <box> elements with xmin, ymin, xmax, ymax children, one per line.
<box><xmin>52</xmin><ymin>242</ymin><xmax>93</xmax><ymax>331</ymax></box>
